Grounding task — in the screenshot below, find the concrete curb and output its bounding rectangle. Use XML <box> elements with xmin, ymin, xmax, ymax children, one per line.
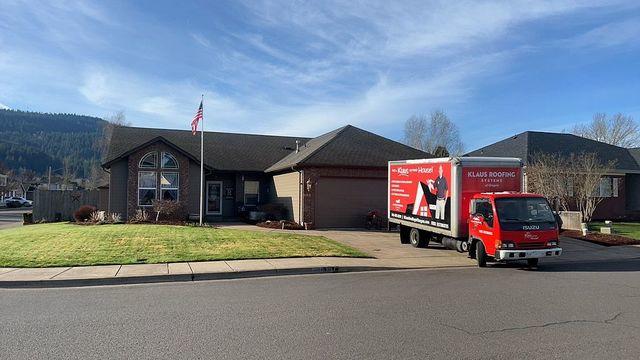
<box><xmin>0</xmin><ymin>265</ymin><xmax>417</xmax><ymax>289</ymax></box>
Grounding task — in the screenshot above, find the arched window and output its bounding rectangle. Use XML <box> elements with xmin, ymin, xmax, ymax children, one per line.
<box><xmin>161</xmin><ymin>152</ymin><xmax>178</xmax><ymax>169</ymax></box>
<box><xmin>139</xmin><ymin>152</ymin><xmax>157</xmax><ymax>168</ymax></box>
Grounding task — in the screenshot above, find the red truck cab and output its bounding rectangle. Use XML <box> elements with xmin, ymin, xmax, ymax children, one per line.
<box><xmin>468</xmin><ymin>192</ymin><xmax>562</xmax><ymax>267</ymax></box>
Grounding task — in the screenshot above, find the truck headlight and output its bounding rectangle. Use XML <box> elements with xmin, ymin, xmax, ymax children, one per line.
<box><xmin>500</xmin><ymin>241</ymin><xmax>515</xmax><ymax>249</ymax></box>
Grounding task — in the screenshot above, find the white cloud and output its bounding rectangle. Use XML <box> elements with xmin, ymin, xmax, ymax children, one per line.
<box><xmin>0</xmin><ymin>102</ymin><xmax>10</xmax><ymax>110</ymax></box>
<box><xmin>568</xmin><ymin>18</ymin><xmax>640</xmax><ymax>48</ymax></box>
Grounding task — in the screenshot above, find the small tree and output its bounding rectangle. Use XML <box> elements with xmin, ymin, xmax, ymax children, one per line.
<box><xmin>527</xmin><ymin>152</ymin><xmax>614</xmax><ymax>222</ymax></box>
<box><xmin>571</xmin><ymin>153</ymin><xmax>615</xmax><ymax>223</ymax></box>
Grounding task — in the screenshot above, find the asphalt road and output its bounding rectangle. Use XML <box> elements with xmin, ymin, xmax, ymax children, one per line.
<box><xmin>2</xmin><ymin>259</ymin><xmax>640</xmax><ymax>359</ymax></box>
<box><xmin>0</xmin><ymin>207</ymin><xmax>28</xmax><ymax>229</ymax></box>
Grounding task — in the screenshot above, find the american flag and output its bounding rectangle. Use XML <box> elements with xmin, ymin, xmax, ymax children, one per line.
<box><xmin>191</xmin><ymin>100</ymin><xmax>203</xmax><ymax>135</ymax></box>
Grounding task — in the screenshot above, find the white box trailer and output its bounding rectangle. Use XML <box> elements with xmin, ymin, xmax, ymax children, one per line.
<box><xmin>388</xmin><ymin>157</ymin><xmax>524</xmax><ymax>239</ymax></box>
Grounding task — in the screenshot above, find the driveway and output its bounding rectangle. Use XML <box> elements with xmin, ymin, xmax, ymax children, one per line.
<box><xmin>220</xmin><ymin>224</ymin><xmax>640</xmax><ymax>266</ymax></box>
<box><xmin>0</xmin><ymin>208</ymin><xmax>28</xmax><ymax>230</ymax></box>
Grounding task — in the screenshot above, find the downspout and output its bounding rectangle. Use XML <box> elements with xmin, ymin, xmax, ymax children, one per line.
<box><xmin>101</xmin><ymin>165</ymin><xmax>111</xmax><ymax>213</ymax></box>
<box><xmin>291</xmin><ymin>166</ymin><xmax>303</xmax><ymax>225</ymax></box>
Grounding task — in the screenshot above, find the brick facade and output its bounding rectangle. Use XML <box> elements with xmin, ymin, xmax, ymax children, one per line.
<box><xmin>301</xmin><ymin>166</ymin><xmax>387</xmax><ymax>228</ymax></box>
<box><xmin>126</xmin><ymin>142</ymin><xmax>191</xmax><ymax>219</ymax></box>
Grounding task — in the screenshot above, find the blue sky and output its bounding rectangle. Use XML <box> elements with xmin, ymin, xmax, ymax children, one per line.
<box><xmin>1</xmin><ymin>0</ymin><xmax>639</xmax><ymax>151</ymax></box>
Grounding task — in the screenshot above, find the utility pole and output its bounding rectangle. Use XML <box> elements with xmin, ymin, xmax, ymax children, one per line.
<box><xmin>48</xmin><ymin>166</ymin><xmax>52</xmax><ymax>190</ymax></box>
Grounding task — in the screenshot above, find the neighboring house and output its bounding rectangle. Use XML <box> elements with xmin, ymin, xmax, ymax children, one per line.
<box><xmin>102</xmin><ymin>125</ymin><xmax>429</xmax><ymax>227</ymax></box>
<box><xmin>466</xmin><ymin>131</ymin><xmax>640</xmax><ymax>220</ymax></box>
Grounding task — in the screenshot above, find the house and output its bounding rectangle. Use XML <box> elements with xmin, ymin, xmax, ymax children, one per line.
<box><xmin>102</xmin><ymin>125</ymin><xmax>429</xmax><ymax>227</ymax></box>
<box><xmin>466</xmin><ymin>131</ymin><xmax>640</xmax><ymax>220</ymax></box>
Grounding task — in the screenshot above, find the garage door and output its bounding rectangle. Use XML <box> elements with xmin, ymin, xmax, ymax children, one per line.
<box><xmin>315</xmin><ymin>177</ymin><xmax>387</xmax><ymax>228</ymax></box>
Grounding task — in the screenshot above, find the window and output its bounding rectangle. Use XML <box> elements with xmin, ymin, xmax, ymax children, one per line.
<box><xmin>596</xmin><ymin>177</ymin><xmax>619</xmax><ymax>198</ymax></box>
<box><xmin>139</xmin><ymin>152</ymin><xmax>157</xmax><ymax>168</ymax></box>
<box><xmin>160</xmin><ymin>172</ymin><xmax>179</xmax><ymax>201</ymax></box>
<box><xmin>138</xmin><ymin>171</ymin><xmax>157</xmax><ymax>206</ymax></box>
<box><xmin>244</xmin><ymin>181</ymin><xmax>260</xmax><ymax>206</ymax></box>
<box><xmin>161</xmin><ymin>152</ymin><xmax>178</xmax><ymax>169</ymax></box>
<box><xmin>472</xmin><ymin>199</ymin><xmax>494</xmax><ymax>227</ymax></box>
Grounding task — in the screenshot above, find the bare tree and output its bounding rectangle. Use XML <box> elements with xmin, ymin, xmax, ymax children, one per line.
<box><xmin>572</xmin><ymin>113</ymin><xmax>639</xmax><ymax>147</ymax></box>
<box><xmin>527</xmin><ymin>153</ymin><xmax>573</xmax><ymax>212</ymax></box>
<box><xmin>403</xmin><ymin>110</ymin><xmax>464</xmax><ymax>155</ymax></box>
<box><xmin>572</xmin><ymin>153</ymin><xmax>614</xmax><ymax>223</ymax></box>
<box><xmin>97</xmin><ymin>110</ymin><xmax>130</xmax><ymax>159</ymax></box>
<box><xmin>403</xmin><ymin>115</ymin><xmax>428</xmax><ymax>150</ymax></box>
<box><xmin>62</xmin><ymin>157</ymin><xmax>76</xmax><ymax>188</ymax></box>
<box><xmin>527</xmin><ymin>152</ymin><xmax>614</xmax><ymax>222</ymax></box>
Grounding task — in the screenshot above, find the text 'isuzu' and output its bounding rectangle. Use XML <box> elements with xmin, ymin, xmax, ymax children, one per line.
<box><xmin>388</xmin><ymin>157</ymin><xmax>563</xmax><ymax>267</ymax></box>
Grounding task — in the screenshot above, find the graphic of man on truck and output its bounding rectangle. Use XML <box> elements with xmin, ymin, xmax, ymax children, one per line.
<box><xmin>428</xmin><ymin>165</ymin><xmax>448</xmax><ymax>220</ymax></box>
<box><xmin>389</xmin><ymin>157</ymin><xmax>562</xmax><ymax>268</ymax></box>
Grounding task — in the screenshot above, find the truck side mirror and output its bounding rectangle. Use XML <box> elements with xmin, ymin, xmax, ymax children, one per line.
<box><xmin>554</xmin><ymin>213</ymin><xmax>563</xmax><ymax>230</ymax></box>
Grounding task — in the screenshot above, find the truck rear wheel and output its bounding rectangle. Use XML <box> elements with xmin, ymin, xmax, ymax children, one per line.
<box><xmin>409</xmin><ymin>228</ymin><xmax>428</xmax><ymax>248</ymax></box>
<box><xmin>476</xmin><ymin>241</ymin><xmax>487</xmax><ymax>267</ymax></box>
<box><xmin>400</xmin><ymin>225</ymin><xmax>410</xmax><ymax>244</ymax></box>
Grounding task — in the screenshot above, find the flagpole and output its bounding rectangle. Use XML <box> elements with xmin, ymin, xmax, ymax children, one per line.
<box><xmin>199</xmin><ymin>94</ymin><xmax>204</xmax><ymax>226</ymax></box>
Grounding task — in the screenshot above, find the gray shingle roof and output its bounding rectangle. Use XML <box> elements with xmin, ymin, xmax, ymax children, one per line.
<box><xmin>104</xmin><ymin>125</ymin><xmax>431</xmax><ymax>173</ymax></box>
<box><xmin>466</xmin><ymin>131</ymin><xmax>640</xmax><ymax>171</ymax></box>
<box><xmin>265</xmin><ymin>125</ymin><xmax>431</xmax><ymax>172</ymax></box>
<box><xmin>104</xmin><ymin>127</ymin><xmax>310</xmax><ymax>172</ymax></box>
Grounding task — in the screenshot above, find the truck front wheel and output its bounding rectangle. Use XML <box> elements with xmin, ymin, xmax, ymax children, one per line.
<box><xmin>409</xmin><ymin>228</ymin><xmax>428</xmax><ymax>248</ymax></box>
<box><xmin>400</xmin><ymin>225</ymin><xmax>410</xmax><ymax>244</ymax></box>
<box><xmin>476</xmin><ymin>241</ymin><xmax>488</xmax><ymax>267</ymax></box>
<box><xmin>527</xmin><ymin>258</ymin><xmax>539</xmax><ymax>267</ymax></box>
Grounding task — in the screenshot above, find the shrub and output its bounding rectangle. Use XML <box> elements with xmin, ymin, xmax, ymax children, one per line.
<box><xmin>257</xmin><ymin>203</ymin><xmax>288</xmax><ymax>220</ymax></box>
<box><xmin>89</xmin><ymin>211</ymin><xmax>106</xmax><ymax>224</ymax></box>
<box><xmin>108</xmin><ymin>213</ymin><xmax>122</xmax><ymax>224</ymax></box>
<box><xmin>152</xmin><ymin>200</ymin><xmax>187</xmax><ymax>222</ymax></box>
<box><xmin>74</xmin><ymin>205</ymin><xmax>97</xmax><ymax>222</ymax></box>
<box><xmin>130</xmin><ymin>209</ymin><xmax>150</xmax><ymax>223</ymax></box>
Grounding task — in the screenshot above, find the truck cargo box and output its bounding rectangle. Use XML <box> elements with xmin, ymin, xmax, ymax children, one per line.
<box><xmin>388</xmin><ymin>157</ymin><xmax>523</xmax><ymax>239</ymax></box>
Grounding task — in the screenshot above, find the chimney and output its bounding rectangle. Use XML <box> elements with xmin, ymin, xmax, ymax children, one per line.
<box><xmin>295</xmin><ymin>140</ymin><xmax>300</xmax><ymax>153</ymax></box>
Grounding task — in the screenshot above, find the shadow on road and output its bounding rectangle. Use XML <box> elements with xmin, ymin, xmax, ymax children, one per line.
<box><xmin>488</xmin><ymin>258</ymin><xmax>640</xmax><ymax>272</ymax></box>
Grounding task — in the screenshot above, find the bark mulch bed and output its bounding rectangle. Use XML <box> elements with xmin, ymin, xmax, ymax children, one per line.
<box><xmin>257</xmin><ymin>220</ymin><xmax>305</xmax><ymax>230</ymax></box>
<box><xmin>561</xmin><ymin>230</ymin><xmax>640</xmax><ymax>247</ymax></box>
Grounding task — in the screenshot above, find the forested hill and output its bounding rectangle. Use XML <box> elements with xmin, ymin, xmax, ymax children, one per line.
<box><xmin>0</xmin><ymin>109</ymin><xmax>107</xmax><ymax>177</ymax></box>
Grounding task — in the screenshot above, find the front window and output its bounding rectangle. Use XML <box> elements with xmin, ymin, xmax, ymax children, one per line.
<box><xmin>244</xmin><ymin>181</ymin><xmax>259</xmax><ymax>206</ymax></box>
<box><xmin>138</xmin><ymin>171</ymin><xmax>157</xmax><ymax>206</ymax></box>
<box><xmin>495</xmin><ymin>197</ymin><xmax>556</xmax><ymax>230</ymax></box>
<box><xmin>139</xmin><ymin>152</ymin><xmax>157</xmax><ymax>168</ymax></box>
<box><xmin>161</xmin><ymin>152</ymin><xmax>178</xmax><ymax>169</ymax></box>
<box><xmin>160</xmin><ymin>172</ymin><xmax>179</xmax><ymax>200</ymax></box>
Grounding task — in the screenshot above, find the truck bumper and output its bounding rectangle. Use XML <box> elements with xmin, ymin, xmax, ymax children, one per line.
<box><xmin>494</xmin><ymin>247</ymin><xmax>562</xmax><ymax>261</ymax></box>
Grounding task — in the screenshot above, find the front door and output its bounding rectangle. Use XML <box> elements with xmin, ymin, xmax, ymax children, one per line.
<box><xmin>206</xmin><ymin>181</ymin><xmax>222</xmax><ymax>215</ymax></box>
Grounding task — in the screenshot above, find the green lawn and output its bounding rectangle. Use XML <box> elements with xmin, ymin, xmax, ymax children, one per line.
<box><xmin>0</xmin><ymin>223</ymin><xmax>366</xmax><ymax>268</ymax></box>
<box><xmin>589</xmin><ymin>222</ymin><xmax>640</xmax><ymax>240</ymax></box>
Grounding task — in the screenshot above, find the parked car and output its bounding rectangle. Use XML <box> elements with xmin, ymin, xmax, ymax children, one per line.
<box><xmin>3</xmin><ymin>196</ymin><xmax>33</xmax><ymax>208</ymax></box>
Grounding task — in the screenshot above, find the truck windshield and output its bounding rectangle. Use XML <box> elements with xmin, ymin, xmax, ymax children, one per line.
<box><xmin>495</xmin><ymin>197</ymin><xmax>555</xmax><ymax>224</ymax></box>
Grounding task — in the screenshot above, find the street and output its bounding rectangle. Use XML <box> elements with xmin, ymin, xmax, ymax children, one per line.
<box><xmin>0</xmin><ymin>208</ymin><xmax>28</xmax><ymax>230</ymax></box>
<box><xmin>2</xmin><ymin>259</ymin><xmax>640</xmax><ymax>359</ymax></box>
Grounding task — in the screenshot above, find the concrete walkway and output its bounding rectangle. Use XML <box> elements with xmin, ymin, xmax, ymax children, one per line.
<box><xmin>0</xmin><ymin>254</ymin><xmax>470</xmax><ymax>288</ymax></box>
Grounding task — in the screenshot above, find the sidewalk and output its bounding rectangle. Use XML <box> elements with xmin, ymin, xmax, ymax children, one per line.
<box><xmin>0</xmin><ymin>255</ymin><xmax>476</xmax><ymax>288</ymax></box>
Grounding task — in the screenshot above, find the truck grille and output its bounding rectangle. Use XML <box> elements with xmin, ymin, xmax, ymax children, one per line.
<box><xmin>518</xmin><ymin>242</ymin><xmax>546</xmax><ymax>249</ymax></box>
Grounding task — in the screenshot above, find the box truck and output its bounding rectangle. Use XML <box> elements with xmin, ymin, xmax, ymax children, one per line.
<box><xmin>388</xmin><ymin>157</ymin><xmax>562</xmax><ymax>267</ymax></box>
